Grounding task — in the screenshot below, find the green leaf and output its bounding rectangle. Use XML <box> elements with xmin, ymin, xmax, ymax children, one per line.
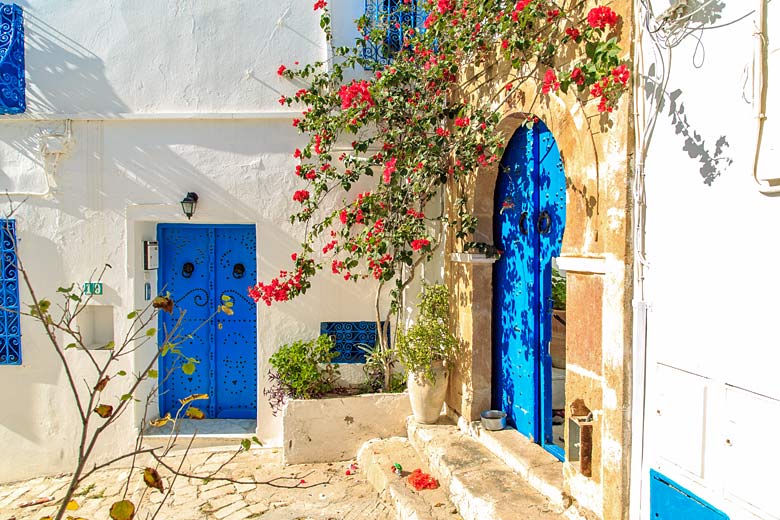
<box><xmin>65</xmin><ymin>343</ymin><xmax>78</xmax><ymax>350</ymax></box>
<box><xmin>147</xmin><ymin>369</ymin><xmax>158</xmax><ymax>378</ymax></box>
<box><xmin>57</xmin><ymin>284</ymin><xmax>74</xmax><ymax>293</ymax></box>
<box><xmin>69</xmin><ymin>294</ymin><xmax>82</xmax><ymax>301</ymax></box>
<box><xmin>146</xmin><ymin>328</ymin><xmax>157</xmax><ymax>337</ymax></box>
<box><xmin>117</xmin><ymin>370</ymin><xmax>127</xmax><ymax>376</ymax></box>
<box><xmin>120</xmin><ymin>393</ymin><xmax>133</xmax><ymax>401</ymax></box>
<box><xmin>181</xmin><ymin>362</ymin><xmax>196</xmax><ymax>375</ymax></box>
<box><xmin>127</xmin><ymin>311</ymin><xmax>138</xmax><ymax>320</ymax></box>
<box><xmin>101</xmin><ymin>341</ymin><xmax>115</xmax><ymax>350</ymax></box>
<box><xmin>240</xmin><ymin>438</ymin><xmax>251</xmax><ymax>451</ymax></box>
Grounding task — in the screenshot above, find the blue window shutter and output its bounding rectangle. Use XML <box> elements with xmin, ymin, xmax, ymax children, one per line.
<box><xmin>0</xmin><ymin>3</ymin><xmax>26</xmax><ymax>115</ymax></box>
<box><xmin>362</xmin><ymin>0</ymin><xmax>424</xmax><ymax>66</ymax></box>
<box><xmin>320</xmin><ymin>321</ymin><xmax>390</xmax><ymax>363</ymax></box>
<box><xmin>0</xmin><ymin>220</ymin><xmax>20</xmax><ymax>365</ymax></box>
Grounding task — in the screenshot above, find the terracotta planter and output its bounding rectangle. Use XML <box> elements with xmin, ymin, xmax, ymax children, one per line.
<box><xmin>407</xmin><ymin>361</ymin><xmax>449</xmax><ymax>424</ymax></box>
<box><xmin>550</xmin><ymin>309</ymin><xmax>566</xmax><ymax>369</ymax></box>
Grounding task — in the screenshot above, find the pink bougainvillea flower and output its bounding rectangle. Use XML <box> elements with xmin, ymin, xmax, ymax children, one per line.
<box><xmin>292</xmin><ymin>190</ymin><xmax>310</xmax><ymax>203</ymax></box>
<box><xmin>313</xmin><ymin>0</ymin><xmax>327</xmax><ymax>10</ymax></box>
<box><xmin>383</xmin><ymin>157</ymin><xmax>397</xmax><ymax>184</ymax></box>
<box><xmin>542</xmin><ymin>68</ymin><xmax>560</xmax><ymax>94</ymax></box>
<box><xmin>565</xmin><ymin>27</ymin><xmax>580</xmax><ymax>39</ymax></box>
<box><xmin>277</xmin><ymin>64</ymin><xmax>286</xmax><ymax>76</ymax></box>
<box><xmin>571</xmin><ymin>67</ymin><xmax>585</xmax><ymax>86</ymax></box>
<box><xmin>611</xmin><ymin>64</ymin><xmax>630</xmax><ymax>85</ymax></box>
<box><xmin>587</xmin><ymin>6</ymin><xmax>619</xmax><ymax>29</ymax></box>
<box><xmin>454</xmin><ymin>117</ymin><xmax>470</xmax><ymax>127</ymax></box>
<box><xmin>411</xmin><ymin>238</ymin><xmax>430</xmax><ymax>251</ymax></box>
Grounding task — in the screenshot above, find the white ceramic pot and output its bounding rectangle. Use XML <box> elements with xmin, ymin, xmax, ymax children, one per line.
<box><xmin>407</xmin><ymin>361</ymin><xmax>449</xmax><ymax>424</ymax></box>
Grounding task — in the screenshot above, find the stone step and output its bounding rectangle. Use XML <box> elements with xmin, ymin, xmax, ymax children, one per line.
<box><xmin>407</xmin><ymin>417</ymin><xmax>569</xmax><ymax>520</ymax></box>
<box><xmin>357</xmin><ymin>437</ymin><xmax>462</xmax><ymax>520</ymax></box>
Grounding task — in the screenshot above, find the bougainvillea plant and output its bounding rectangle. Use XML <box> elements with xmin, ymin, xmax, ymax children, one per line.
<box><xmin>251</xmin><ymin>0</ymin><xmax>629</xmax><ymax>390</ymax></box>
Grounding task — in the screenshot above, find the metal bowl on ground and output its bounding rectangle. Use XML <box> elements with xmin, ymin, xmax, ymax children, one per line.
<box><xmin>480</xmin><ymin>410</ymin><xmax>507</xmax><ymax>431</ymax></box>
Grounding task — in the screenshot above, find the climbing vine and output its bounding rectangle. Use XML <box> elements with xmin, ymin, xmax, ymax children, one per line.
<box><xmin>252</xmin><ymin>0</ymin><xmax>629</xmax><ymax>389</ymax></box>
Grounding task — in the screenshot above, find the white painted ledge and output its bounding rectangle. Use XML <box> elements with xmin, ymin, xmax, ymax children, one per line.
<box><xmin>555</xmin><ymin>256</ymin><xmax>607</xmax><ymax>274</ymax></box>
<box><xmin>449</xmin><ymin>253</ymin><xmax>498</xmax><ymax>264</ymax></box>
<box><xmin>1</xmin><ymin>111</ymin><xmax>298</xmax><ymax>121</ymax></box>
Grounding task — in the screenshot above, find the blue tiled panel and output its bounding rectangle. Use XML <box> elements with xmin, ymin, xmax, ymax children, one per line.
<box><xmin>320</xmin><ymin>321</ymin><xmax>390</xmax><ymax>363</ymax></box>
<box><xmin>0</xmin><ymin>220</ymin><xmax>20</xmax><ymax>365</ymax></box>
<box><xmin>0</xmin><ymin>3</ymin><xmax>25</xmax><ymax>114</ymax></box>
<box><xmin>650</xmin><ymin>470</ymin><xmax>729</xmax><ymax>520</ymax></box>
<box><xmin>362</xmin><ymin>0</ymin><xmax>424</xmax><ymax>66</ymax></box>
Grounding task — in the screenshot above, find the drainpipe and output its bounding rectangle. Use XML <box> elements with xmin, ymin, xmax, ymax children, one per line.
<box><xmin>752</xmin><ymin>0</ymin><xmax>780</xmax><ymax>195</ymax></box>
<box><xmin>629</xmin><ymin>1</ymin><xmax>650</xmax><ymax>518</ymax></box>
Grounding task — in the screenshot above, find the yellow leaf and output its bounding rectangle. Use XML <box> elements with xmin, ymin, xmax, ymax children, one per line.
<box><xmin>39</xmin><ymin>517</ymin><xmax>53</xmax><ymax>520</ymax></box>
<box><xmin>178</xmin><ymin>393</ymin><xmax>208</xmax><ymax>406</ymax></box>
<box><xmin>109</xmin><ymin>500</ymin><xmax>135</xmax><ymax>520</ymax></box>
<box><xmin>149</xmin><ymin>413</ymin><xmax>171</xmax><ymax>428</ymax></box>
<box><xmin>66</xmin><ymin>499</ymin><xmax>80</xmax><ymax>510</ymax></box>
<box><xmin>143</xmin><ymin>467</ymin><xmax>165</xmax><ymax>493</ymax></box>
<box><xmin>185</xmin><ymin>406</ymin><xmax>205</xmax><ymax>420</ymax></box>
<box><xmin>93</xmin><ymin>404</ymin><xmax>113</xmax><ymax>418</ymax></box>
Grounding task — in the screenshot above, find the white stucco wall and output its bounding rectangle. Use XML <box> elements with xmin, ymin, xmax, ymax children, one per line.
<box><xmin>638</xmin><ymin>1</ymin><xmax>780</xmax><ymax>519</ymax></box>
<box><xmin>0</xmin><ymin>0</ymin><xmax>387</xmax><ymax>483</ymax></box>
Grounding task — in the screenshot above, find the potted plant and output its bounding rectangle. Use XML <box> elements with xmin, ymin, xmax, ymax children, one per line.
<box><xmin>397</xmin><ymin>284</ymin><xmax>458</xmax><ymax>424</ymax></box>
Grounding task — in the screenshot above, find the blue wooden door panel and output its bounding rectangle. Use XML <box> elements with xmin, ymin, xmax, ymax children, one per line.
<box><xmin>536</xmin><ymin>124</ymin><xmax>566</xmax><ymax>457</ymax></box>
<box><xmin>493</xmin><ymin>120</ymin><xmax>565</xmax><ymax>453</ymax></box>
<box><xmin>159</xmin><ymin>226</ymin><xmax>215</xmax><ymax>416</ymax></box>
<box><xmin>158</xmin><ymin>224</ymin><xmax>257</xmax><ymax>419</ymax></box>
<box><xmin>650</xmin><ymin>470</ymin><xmax>729</xmax><ymax>519</ymax></box>
<box><xmin>213</xmin><ymin>227</ymin><xmax>257</xmax><ymax>419</ymax></box>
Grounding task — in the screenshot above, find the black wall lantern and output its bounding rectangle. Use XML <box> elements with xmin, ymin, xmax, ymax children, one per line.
<box><xmin>180</xmin><ymin>192</ymin><xmax>199</xmax><ymax>220</ymax></box>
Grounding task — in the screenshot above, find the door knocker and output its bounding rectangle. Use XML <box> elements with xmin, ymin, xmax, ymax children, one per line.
<box><xmin>537</xmin><ymin>211</ymin><xmax>552</xmax><ymax>234</ymax></box>
<box><xmin>232</xmin><ymin>263</ymin><xmax>246</xmax><ymax>279</ymax></box>
<box><xmin>182</xmin><ymin>262</ymin><xmax>195</xmax><ymax>278</ymax></box>
<box><xmin>519</xmin><ymin>211</ymin><xmax>529</xmax><ymax>235</ymax></box>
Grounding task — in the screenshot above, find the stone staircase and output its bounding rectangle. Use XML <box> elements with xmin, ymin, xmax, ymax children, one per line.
<box><xmin>360</xmin><ymin>416</ymin><xmax>586</xmax><ymax>520</ymax></box>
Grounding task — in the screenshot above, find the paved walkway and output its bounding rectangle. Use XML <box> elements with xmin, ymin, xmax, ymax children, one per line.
<box><xmin>0</xmin><ymin>447</ymin><xmax>392</xmax><ymax>520</ymax></box>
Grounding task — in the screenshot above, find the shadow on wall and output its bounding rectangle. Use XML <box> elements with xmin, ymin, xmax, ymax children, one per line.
<box><xmin>22</xmin><ymin>11</ymin><xmax>128</xmax><ymax>115</ymax></box>
<box><xmin>642</xmin><ymin>0</ymin><xmax>732</xmax><ymax>186</ymax></box>
<box><xmin>644</xmin><ymin>74</ymin><xmax>733</xmax><ymax>186</ymax></box>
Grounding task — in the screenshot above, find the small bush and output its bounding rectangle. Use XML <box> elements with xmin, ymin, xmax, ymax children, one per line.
<box><xmin>264</xmin><ymin>335</ymin><xmax>340</xmax><ymax>414</ymax></box>
<box><xmin>552</xmin><ymin>267</ymin><xmax>566</xmax><ymax>310</ymax></box>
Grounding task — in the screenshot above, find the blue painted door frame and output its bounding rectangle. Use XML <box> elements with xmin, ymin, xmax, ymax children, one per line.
<box><xmin>492</xmin><ymin>120</ymin><xmax>566</xmax><ymax>459</ymax></box>
<box><xmin>157</xmin><ymin>224</ymin><xmax>258</xmax><ymax>419</ymax></box>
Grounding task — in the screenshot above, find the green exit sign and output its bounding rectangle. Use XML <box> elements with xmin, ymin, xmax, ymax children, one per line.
<box><xmin>83</xmin><ymin>282</ymin><xmax>103</xmax><ymax>295</ymax></box>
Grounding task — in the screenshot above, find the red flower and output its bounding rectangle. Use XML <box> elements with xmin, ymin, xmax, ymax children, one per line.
<box><xmin>292</xmin><ymin>118</ymin><xmax>300</xmax><ymax>127</ymax></box>
<box><xmin>587</xmin><ymin>6</ymin><xmax>619</xmax><ymax>29</ymax></box>
<box><xmin>436</xmin><ymin>0</ymin><xmax>454</xmax><ymax>14</ymax></box>
<box><xmin>293</xmin><ymin>148</ymin><xmax>302</xmax><ymax>159</ymax></box>
<box><xmin>454</xmin><ymin>117</ymin><xmax>470</xmax><ymax>128</ymax></box>
<box><xmin>611</xmin><ymin>64</ymin><xmax>630</xmax><ymax>85</ymax></box>
<box><xmin>339</xmin><ymin>209</ymin><xmax>348</xmax><ymax>224</ymax></box>
<box><xmin>291</xmin><ymin>253</ymin><xmax>297</xmax><ymax>261</ymax></box>
<box><xmin>546</xmin><ymin>9</ymin><xmax>560</xmax><ymax>22</ymax></box>
<box><xmin>571</xmin><ymin>67</ymin><xmax>585</xmax><ymax>86</ymax></box>
<box><xmin>542</xmin><ymin>68</ymin><xmax>559</xmax><ymax>94</ymax></box>
<box><xmin>313</xmin><ymin>0</ymin><xmax>327</xmax><ymax>10</ymax></box>
<box><xmin>565</xmin><ymin>27</ymin><xmax>580</xmax><ymax>39</ymax></box>
<box><xmin>383</xmin><ymin>157</ymin><xmax>397</xmax><ymax>184</ymax></box>
<box><xmin>411</xmin><ymin>238</ymin><xmax>430</xmax><ymax>251</ymax></box>
<box><xmin>408</xmin><ymin>469</ymin><xmax>439</xmax><ymax>491</ymax></box>
<box><xmin>277</xmin><ymin>64</ymin><xmax>286</xmax><ymax>76</ymax></box>
<box><xmin>338</xmin><ymin>80</ymin><xmax>374</xmax><ymax>112</ymax></box>
<box><xmin>501</xmin><ymin>39</ymin><xmax>509</xmax><ymax>49</ymax></box>
<box><xmin>278</xmin><ymin>95</ymin><xmax>287</xmax><ymax>105</ymax></box>
<box><xmin>292</xmin><ymin>190</ymin><xmax>310</xmax><ymax>203</ymax></box>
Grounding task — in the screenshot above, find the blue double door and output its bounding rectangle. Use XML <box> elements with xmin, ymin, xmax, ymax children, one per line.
<box><xmin>158</xmin><ymin>224</ymin><xmax>257</xmax><ymax>419</ymax></box>
<box><xmin>492</xmin><ymin>120</ymin><xmax>565</xmax><ymax>457</ymax></box>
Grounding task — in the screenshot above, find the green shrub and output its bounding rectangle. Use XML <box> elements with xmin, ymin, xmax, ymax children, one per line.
<box><xmin>552</xmin><ymin>267</ymin><xmax>566</xmax><ymax>310</ymax></box>
<box><xmin>265</xmin><ymin>335</ymin><xmax>340</xmax><ymax>413</ymax></box>
<box><xmin>397</xmin><ymin>284</ymin><xmax>458</xmax><ymax>384</ymax></box>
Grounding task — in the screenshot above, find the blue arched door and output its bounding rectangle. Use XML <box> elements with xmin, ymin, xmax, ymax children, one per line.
<box><xmin>492</xmin><ymin>120</ymin><xmax>566</xmax><ymax>456</ymax></box>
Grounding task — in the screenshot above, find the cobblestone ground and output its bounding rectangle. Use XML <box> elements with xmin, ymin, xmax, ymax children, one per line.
<box><xmin>0</xmin><ymin>448</ymin><xmax>392</xmax><ymax>520</ymax></box>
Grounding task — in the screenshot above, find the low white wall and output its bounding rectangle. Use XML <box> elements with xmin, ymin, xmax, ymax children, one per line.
<box><xmin>283</xmin><ymin>393</ymin><xmax>411</xmax><ymax>465</ymax></box>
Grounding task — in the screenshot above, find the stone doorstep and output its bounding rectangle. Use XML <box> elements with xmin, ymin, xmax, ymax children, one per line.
<box><xmin>357</xmin><ymin>437</ymin><xmax>462</xmax><ymax>520</ymax></box>
<box><xmin>407</xmin><ymin>417</ymin><xmax>569</xmax><ymax>520</ymax></box>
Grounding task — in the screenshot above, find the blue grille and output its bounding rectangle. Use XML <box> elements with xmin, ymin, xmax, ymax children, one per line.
<box><xmin>0</xmin><ymin>3</ymin><xmax>25</xmax><ymax>114</ymax></box>
<box><xmin>0</xmin><ymin>220</ymin><xmax>20</xmax><ymax>365</ymax></box>
<box><xmin>320</xmin><ymin>321</ymin><xmax>390</xmax><ymax>363</ymax></box>
<box><xmin>362</xmin><ymin>0</ymin><xmax>424</xmax><ymax>66</ymax></box>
